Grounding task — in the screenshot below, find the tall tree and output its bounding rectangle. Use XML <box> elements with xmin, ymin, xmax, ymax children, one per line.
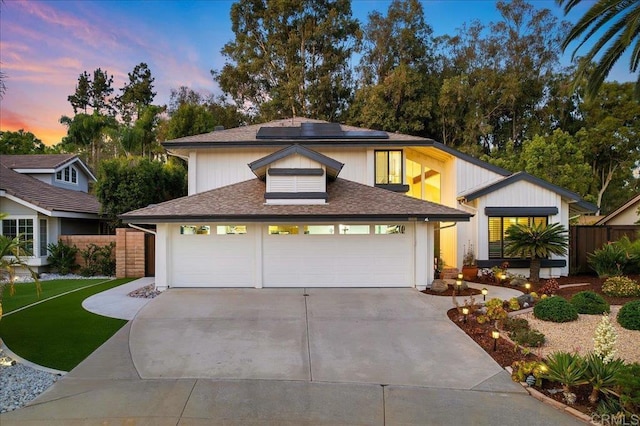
<box><xmin>89</xmin><ymin>68</ymin><xmax>115</xmax><ymax>115</ymax></box>
<box><xmin>118</xmin><ymin>62</ymin><xmax>156</xmax><ymax>124</ymax></box>
<box><xmin>213</xmin><ymin>0</ymin><xmax>361</xmax><ymax>121</ymax></box>
<box><xmin>59</xmin><ymin>113</ymin><xmax>117</xmax><ymax>170</ymax></box>
<box><xmin>0</xmin><ymin>130</ymin><xmax>47</xmax><ymax>154</ymax></box>
<box><xmin>557</xmin><ymin>0</ymin><xmax>640</xmax><ymax>99</ymax></box>
<box><xmin>347</xmin><ymin>0</ymin><xmax>438</xmax><ymax>136</ymax></box>
<box><xmin>67</xmin><ymin>71</ymin><xmax>91</xmax><ymax>114</ymax></box>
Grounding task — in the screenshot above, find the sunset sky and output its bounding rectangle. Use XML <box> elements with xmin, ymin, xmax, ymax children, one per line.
<box><xmin>0</xmin><ymin>0</ymin><xmax>635</xmax><ymax>146</ymax></box>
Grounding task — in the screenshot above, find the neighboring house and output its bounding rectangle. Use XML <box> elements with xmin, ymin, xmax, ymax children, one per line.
<box><xmin>121</xmin><ymin>119</ymin><xmax>596</xmax><ymax>290</ymax></box>
<box><xmin>0</xmin><ymin>154</ymin><xmax>102</xmax><ymax>272</ymax></box>
<box><xmin>594</xmin><ymin>193</ymin><xmax>640</xmax><ymax>226</ymax></box>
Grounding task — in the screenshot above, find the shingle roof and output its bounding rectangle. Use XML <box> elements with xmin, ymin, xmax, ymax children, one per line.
<box><xmin>121</xmin><ymin>178</ymin><xmax>471</xmax><ymax>222</ymax></box>
<box><xmin>163</xmin><ymin>118</ymin><xmax>428</xmax><ymax>146</ymax></box>
<box><xmin>0</xmin><ymin>164</ymin><xmax>101</xmax><ymax>215</ymax></box>
<box><xmin>0</xmin><ymin>154</ymin><xmax>78</xmax><ymax>170</ymax></box>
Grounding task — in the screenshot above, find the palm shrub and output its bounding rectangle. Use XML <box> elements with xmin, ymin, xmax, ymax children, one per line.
<box><xmin>617</xmin><ymin>300</ymin><xmax>640</xmax><ymax>331</ymax></box>
<box><xmin>616</xmin><ymin>363</ymin><xmax>640</xmax><ymax>415</ymax></box>
<box><xmin>603</xmin><ymin>276</ymin><xmax>640</xmax><ymax>298</ymax></box>
<box><xmin>534</xmin><ymin>296</ymin><xmax>579</xmax><ymax>323</ymax></box>
<box><xmin>0</xmin><ymin>232</ymin><xmax>40</xmax><ymax>321</ymax></box>
<box><xmin>47</xmin><ymin>241</ymin><xmax>79</xmax><ymax>275</ymax></box>
<box><xmin>584</xmin><ymin>353</ymin><xmax>624</xmax><ymax>404</ymax></box>
<box><xmin>541</xmin><ymin>351</ymin><xmax>588</xmax><ymax>397</ymax></box>
<box><xmin>588</xmin><ymin>243</ymin><xmax>627</xmax><ymax>278</ymax></box>
<box><xmin>504</xmin><ymin>222</ymin><xmax>568</xmax><ymax>283</ymax></box>
<box><xmin>570</xmin><ymin>291</ymin><xmax>610</xmax><ymax>315</ymax></box>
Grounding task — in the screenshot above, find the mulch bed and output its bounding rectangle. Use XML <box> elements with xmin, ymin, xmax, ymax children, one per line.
<box><xmin>421</xmin><ymin>285</ymin><xmax>481</xmax><ymax>297</ymax></box>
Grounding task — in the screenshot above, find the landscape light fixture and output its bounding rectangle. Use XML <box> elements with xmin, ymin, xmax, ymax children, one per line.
<box><xmin>456</xmin><ymin>279</ymin><xmax>462</xmax><ymax>295</ymax></box>
<box><xmin>481</xmin><ymin>288</ymin><xmax>488</xmax><ymax>301</ymax></box>
<box><xmin>525</xmin><ymin>282</ymin><xmax>531</xmax><ymax>293</ymax></box>
<box><xmin>457</xmin><ymin>272</ymin><xmax>464</xmax><ymax>280</ymax></box>
<box><xmin>491</xmin><ymin>330</ymin><xmax>500</xmax><ymax>351</ymax></box>
<box><xmin>462</xmin><ymin>307</ymin><xmax>469</xmax><ymax>324</ymax></box>
<box><xmin>500</xmin><ymin>273</ymin><xmax>507</xmax><ymax>282</ymax></box>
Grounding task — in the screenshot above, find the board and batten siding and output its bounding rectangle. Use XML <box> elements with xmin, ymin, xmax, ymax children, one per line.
<box><xmin>192</xmin><ymin>149</ymin><xmax>274</xmax><ymax>193</ymax></box>
<box><xmin>475</xmin><ymin>180</ymin><xmax>569</xmax><ymax>277</ymax></box>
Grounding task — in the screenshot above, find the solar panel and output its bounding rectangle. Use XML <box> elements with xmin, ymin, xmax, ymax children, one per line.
<box><xmin>256</xmin><ymin>123</ymin><xmax>389</xmax><ymax>140</ymax></box>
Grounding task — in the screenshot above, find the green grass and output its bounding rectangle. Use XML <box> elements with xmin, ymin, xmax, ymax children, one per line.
<box><xmin>1</xmin><ymin>278</ymin><xmax>108</xmax><ymax>313</ymax></box>
<box><xmin>0</xmin><ymin>278</ymin><xmax>132</xmax><ymax>371</ymax></box>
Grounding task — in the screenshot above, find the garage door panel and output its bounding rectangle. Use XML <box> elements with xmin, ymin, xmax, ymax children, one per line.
<box><xmin>171</xmin><ymin>233</ymin><xmax>255</xmax><ymax>287</ymax></box>
<box><xmin>263</xmin><ymin>232</ymin><xmax>412</xmax><ymax>287</ymax></box>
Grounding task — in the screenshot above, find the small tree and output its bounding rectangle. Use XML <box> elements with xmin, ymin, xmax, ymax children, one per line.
<box><xmin>504</xmin><ymin>222</ymin><xmax>568</xmax><ymax>283</ymax></box>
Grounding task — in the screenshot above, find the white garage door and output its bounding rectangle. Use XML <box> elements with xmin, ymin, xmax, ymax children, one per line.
<box><xmin>171</xmin><ymin>225</ymin><xmax>255</xmax><ymax>287</ymax></box>
<box><xmin>263</xmin><ymin>224</ymin><xmax>413</xmax><ymax>287</ymax></box>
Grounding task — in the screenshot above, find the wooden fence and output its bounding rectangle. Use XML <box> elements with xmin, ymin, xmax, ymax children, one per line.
<box><xmin>569</xmin><ymin>225</ymin><xmax>640</xmax><ymax>274</ymax></box>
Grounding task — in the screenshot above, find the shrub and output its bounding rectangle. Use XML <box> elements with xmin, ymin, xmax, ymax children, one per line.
<box><xmin>502</xmin><ymin>317</ymin><xmax>530</xmax><ymax>333</ymax></box>
<box><xmin>617</xmin><ymin>300</ymin><xmax>640</xmax><ymax>331</ymax></box>
<box><xmin>570</xmin><ymin>291</ymin><xmax>610</xmax><ymax>315</ymax></box>
<box><xmin>539</xmin><ymin>278</ymin><xmax>560</xmax><ymax>295</ymax></box>
<box><xmin>616</xmin><ymin>362</ymin><xmax>640</xmax><ymax>415</ymax></box>
<box><xmin>508</xmin><ymin>297</ymin><xmax>521</xmax><ymax>311</ymax></box>
<box><xmin>485</xmin><ymin>298</ymin><xmax>508</xmax><ymax>322</ymax></box>
<box><xmin>542</xmin><ymin>351</ymin><xmax>588</xmax><ymax>395</ymax></box>
<box><xmin>533</xmin><ymin>296</ymin><xmax>579</xmax><ymax>322</ymax></box>
<box><xmin>510</xmin><ymin>328</ymin><xmax>545</xmax><ymax>347</ymax></box>
<box><xmin>47</xmin><ymin>241</ymin><xmax>79</xmax><ymax>275</ymax></box>
<box><xmin>476</xmin><ymin>314</ymin><xmax>489</xmax><ymax>324</ymax></box>
<box><xmin>511</xmin><ymin>360</ymin><xmax>547</xmax><ymax>386</ymax></box>
<box><xmin>603</xmin><ymin>276</ymin><xmax>640</xmax><ymax>298</ymax></box>
<box><xmin>530</xmin><ymin>291</ymin><xmax>540</xmax><ymax>300</ymax></box>
<box><xmin>79</xmin><ymin>242</ymin><xmax>116</xmax><ymax>277</ymax></box>
<box><xmin>584</xmin><ymin>353</ymin><xmax>624</xmax><ymax>404</ymax></box>
<box><xmin>588</xmin><ymin>242</ymin><xmax>627</xmax><ymax>278</ymax></box>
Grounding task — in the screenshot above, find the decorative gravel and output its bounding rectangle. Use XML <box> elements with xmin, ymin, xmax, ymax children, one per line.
<box><xmin>0</xmin><ymin>348</ymin><xmax>60</xmax><ymax>413</ymax></box>
<box><xmin>10</xmin><ymin>273</ymin><xmax>112</xmax><ymax>284</ymax></box>
<box><xmin>519</xmin><ymin>305</ymin><xmax>640</xmax><ymax>363</ymax></box>
<box><xmin>128</xmin><ymin>284</ymin><xmax>161</xmax><ymax>299</ymax></box>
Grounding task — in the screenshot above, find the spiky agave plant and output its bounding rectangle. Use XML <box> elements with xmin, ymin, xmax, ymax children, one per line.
<box><xmin>584</xmin><ymin>353</ymin><xmax>624</xmax><ymax>404</ymax></box>
<box><xmin>541</xmin><ymin>351</ymin><xmax>588</xmax><ymax>400</ymax></box>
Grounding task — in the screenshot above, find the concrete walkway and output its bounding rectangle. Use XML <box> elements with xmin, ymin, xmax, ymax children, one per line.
<box><xmin>0</xmin><ymin>284</ymin><xmax>584</xmax><ymax>425</ymax></box>
<box><xmin>82</xmin><ymin>276</ymin><xmax>155</xmax><ymax>320</ymax></box>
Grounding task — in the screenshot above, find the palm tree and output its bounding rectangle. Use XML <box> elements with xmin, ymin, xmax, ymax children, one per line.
<box><xmin>504</xmin><ymin>222</ymin><xmax>569</xmax><ymax>283</ymax></box>
<box><xmin>557</xmin><ymin>0</ymin><xmax>640</xmax><ymax>99</ymax></box>
<box><xmin>0</xmin><ymin>214</ymin><xmax>40</xmax><ymax>321</ymax></box>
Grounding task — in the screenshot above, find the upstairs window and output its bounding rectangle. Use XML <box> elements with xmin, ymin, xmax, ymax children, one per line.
<box><xmin>488</xmin><ymin>216</ymin><xmax>547</xmax><ymax>259</ymax></box>
<box><xmin>375</xmin><ymin>150</ymin><xmax>403</xmax><ymax>185</ymax></box>
<box><xmin>56</xmin><ymin>165</ymin><xmax>78</xmax><ymax>184</ymax></box>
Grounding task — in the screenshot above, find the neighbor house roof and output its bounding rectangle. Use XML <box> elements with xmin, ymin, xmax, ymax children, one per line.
<box><xmin>121</xmin><ymin>178</ymin><xmax>472</xmax><ymax>223</ymax></box>
<box><xmin>595</xmin><ymin>193</ymin><xmax>640</xmax><ymax>225</ymax></box>
<box><xmin>0</xmin><ymin>163</ymin><xmax>101</xmax><ymax>217</ymax></box>
<box><xmin>0</xmin><ymin>154</ymin><xmax>97</xmax><ymax>181</ymax></box>
<box><xmin>458</xmin><ymin>172</ymin><xmax>598</xmax><ymax>213</ymax></box>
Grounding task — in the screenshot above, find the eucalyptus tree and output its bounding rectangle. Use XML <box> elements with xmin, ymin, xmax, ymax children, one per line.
<box><xmin>213</xmin><ymin>0</ymin><xmax>361</xmax><ymax>121</ymax></box>
<box><xmin>557</xmin><ymin>0</ymin><xmax>640</xmax><ymax>99</ymax></box>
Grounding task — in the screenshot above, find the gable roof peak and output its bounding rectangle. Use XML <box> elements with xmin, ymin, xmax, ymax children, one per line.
<box><xmin>248</xmin><ymin>144</ymin><xmax>344</xmax><ymax>180</ymax></box>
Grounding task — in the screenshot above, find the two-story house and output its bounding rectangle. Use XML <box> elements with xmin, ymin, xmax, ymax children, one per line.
<box><xmin>0</xmin><ymin>154</ymin><xmax>102</xmax><ymax>272</ymax></box>
<box><xmin>122</xmin><ymin>119</ymin><xmax>596</xmax><ymax>290</ymax></box>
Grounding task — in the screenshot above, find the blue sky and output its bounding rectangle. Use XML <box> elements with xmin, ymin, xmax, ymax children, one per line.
<box><xmin>0</xmin><ymin>0</ymin><xmax>635</xmax><ymax>145</ymax></box>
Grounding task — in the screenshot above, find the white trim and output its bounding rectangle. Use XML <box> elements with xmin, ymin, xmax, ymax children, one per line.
<box><xmin>0</xmin><ymin>194</ymin><xmax>98</xmax><ymax>218</ymax></box>
<box><xmin>128</xmin><ymin>223</ymin><xmax>156</xmax><ymax>235</ymax></box>
<box><xmin>13</xmin><ymin>168</ymin><xmax>56</xmax><ymax>173</ymax></box>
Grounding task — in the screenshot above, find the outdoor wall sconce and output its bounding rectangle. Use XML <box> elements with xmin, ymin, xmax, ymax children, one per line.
<box><xmin>462</xmin><ymin>307</ymin><xmax>469</xmax><ymax>323</ymax></box>
<box><xmin>491</xmin><ymin>330</ymin><xmax>500</xmax><ymax>351</ymax></box>
<box><xmin>481</xmin><ymin>288</ymin><xmax>488</xmax><ymax>301</ymax></box>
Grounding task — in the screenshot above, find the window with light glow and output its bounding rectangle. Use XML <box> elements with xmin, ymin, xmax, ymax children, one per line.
<box><xmin>269</xmin><ymin>225</ymin><xmax>299</xmax><ymax>235</ymax></box>
<box><xmin>304</xmin><ymin>225</ymin><xmax>335</xmax><ymax>235</ymax></box>
<box><xmin>217</xmin><ymin>225</ymin><xmax>247</xmax><ymax>235</ymax></box>
<box><xmin>375</xmin><ymin>150</ymin><xmax>403</xmax><ymax>184</ymax></box>
<box><xmin>180</xmin><ymin>225</ymin><xmax>210</xmax><ymax>235</ymax></box>
<box><xmin>488</xmin><ymin>217</ymin><xmax>547</xmax><ymax>258</ymax></box>
<box><xmin>338</xmin><ymin>224</ymin><xmax>370</xmax><ymax>234</ymax></box>
<box><xmin>374</xmin><ymin>225</ymin><xmax>405</xmax><ymax>234</ymax></box>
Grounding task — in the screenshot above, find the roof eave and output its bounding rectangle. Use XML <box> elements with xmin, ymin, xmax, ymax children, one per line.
<box><xmin>120</xmin><ymin>213</ymin><xmax>471</xmax><ymax>223</ymax></box>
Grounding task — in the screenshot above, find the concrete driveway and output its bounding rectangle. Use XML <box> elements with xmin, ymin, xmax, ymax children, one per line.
<box><xmin>1</xmin><ymin>287</ymin><xmax>584</xmax><ymax>425</ymax></box>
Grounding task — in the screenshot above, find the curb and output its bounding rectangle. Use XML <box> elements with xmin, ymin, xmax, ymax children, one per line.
<box><xmin>504</xmin><ymin>367</ymin><xmax>592</xmax><ymax>424</ymax></box>
<box><xmin>1</xmin><ymin>340</ymin><xmax>67</xmax><ymax>376</ymax></box>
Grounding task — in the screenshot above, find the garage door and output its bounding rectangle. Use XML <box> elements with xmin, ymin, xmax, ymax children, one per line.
<box><xmin>263</xmin><ymin>224</ymin><xmax>413</xmax><ymax>287</ymax></box>
<box><xmin>171</xmin><ymin>225</ymin><xmax>255</xmax><ymax>287</ymax></box>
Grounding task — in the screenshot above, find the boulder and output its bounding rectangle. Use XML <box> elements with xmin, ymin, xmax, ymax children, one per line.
<box><xmin>430</xmin><ymin>279</ymin><xmax>449</xmax><ymax>293</ymax></box>
<box><xmin>517</xmin><ymin>294</ymin><xmax>535</xmax><ymax>307</ymax></box>
<box><xmin>510</xmin><ymin>277</ymin><xmax>528</xmax><ymax>287</ymax></box>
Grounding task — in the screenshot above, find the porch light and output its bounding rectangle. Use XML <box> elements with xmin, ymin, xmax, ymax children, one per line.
<box><xmin>491</xmin><ymin>330</ymin><xmax>500</xmax><ymax>351</ymax></box>
<box><xmin>456</xmin><ymin>279</ymin><xmax>462</xmax><ymax>295</ymax></box>
<box><xmin>457</xmin><ymin>272</ymin><xmax>463</xmax><ymax>280</ymax></box>
<box><xmin>525</xmin><ymin>282</ymin><xmax>531</xmax><ymax>293</ymax></box>
<box><xmin>462</xmin><ymin>307</ymin><xmax>469</xmax><ymax>323</ymax></box>
<box><xmin>481</xmin><ymin>288</ymin><xmax>488</xmax><ymax>301</ymax></box>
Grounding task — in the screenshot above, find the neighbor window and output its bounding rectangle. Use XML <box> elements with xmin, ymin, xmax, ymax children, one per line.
<box><xmin>488</xmin><ymin>217</ymin><xmax>547</xmax><ymax>258</ymax></box>
<box><xmin>216</xmin><ymin>225</ymin><xmax>247</xmax><ymax>235</ymax></box>
<box><xmin>39</xmin><ymin>219</ymin><xmax>48</xmax><ymax>257</ymax></box>
<box><xmin>269</xmin><ymin>225</ymin><xmax>299</xmax><ymax>235</ymax></box>
<box><xmin>375</xmin><ymin>150</ymin><xmax>403</xmax><ymax>184</ymax></box>
<box><xmin>180</xmin><ymin>225</ymin><xmax>210</xmax><ymax>235</ymax></box>
<box><xmin>56</xmin><ymin>165</ymin><xmax>78</xmax><ymax>184</ymax></box>
<box><xmin>1</xmin><ymin>218</ymin><xmax>34</xmax><ymax>255</ymax></box>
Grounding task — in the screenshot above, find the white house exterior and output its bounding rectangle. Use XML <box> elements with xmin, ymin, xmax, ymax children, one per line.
<box><xmin>0</xmin><ymin>154</ymin><xmax>102</xmax><ymax>272</ymax></box>
<box><xmin>122</xmin><ymin>119</ymin><xmax>596</xmax><ymax>290</ymax></box>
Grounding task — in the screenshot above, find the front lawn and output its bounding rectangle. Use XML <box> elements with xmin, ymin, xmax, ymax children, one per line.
<box><xmin>0</xmin><ymin>278</ymin><xmax>131</xmax><ymax>371</ymax></box>
<box><xmin>1</xmin><ymin>278</ymin><xmax>108</xmax><ymax>314</ymax></box>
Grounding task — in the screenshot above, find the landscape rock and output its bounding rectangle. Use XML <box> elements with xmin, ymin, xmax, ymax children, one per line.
<box><xmin>510</xmin><ymin>277</ymin><xmax>528</xmax><ymax>287</ymax></box>
<box><xmin>517</xmin><ymin>294</ymin><xmax>535</xmax><ymax>307</ymax></box>
<box><xmin>430</xmin><ymin>279</ymin><xmax>448</xmax><ymax>293</ymax></box>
